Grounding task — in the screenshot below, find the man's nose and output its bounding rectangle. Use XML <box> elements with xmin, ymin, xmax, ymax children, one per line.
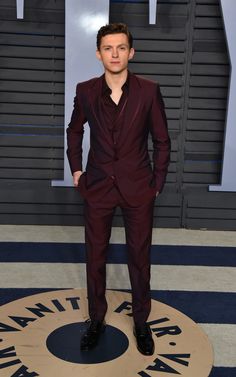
<box><xmin>112</xmin><ymin>48</ymin><xmax>118</xmax><ymax>57</ymax></box>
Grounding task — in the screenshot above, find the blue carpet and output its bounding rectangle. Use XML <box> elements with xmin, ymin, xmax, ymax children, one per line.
<box><xmin>151</xmin><ymin>291</ymin><xmax>236</xmax><ymax>324</ymax></box>
<box><xmin>0</xmin><ymin>242</ymin><xmax>235</xmax><ymax>376</ymax></box>
<box><xmin>209</xmin><ymin>367</ymin><xmax>236</xmax><ymax>377</ymax></box>
<box><xmin>1</xmin><ymin>288</ymin><xmax>235</xmax><ymax>324</ymax></box>
<box><xmin>0</xmin><ymin>242</ymin><xmax>235</xmax><ymax>266</ymax></box>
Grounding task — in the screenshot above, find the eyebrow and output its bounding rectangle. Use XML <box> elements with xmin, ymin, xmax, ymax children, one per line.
<box><xmin>101</xmin><ymin>43</ymin><xmax>129</xmax><ymax>48</ymax></box>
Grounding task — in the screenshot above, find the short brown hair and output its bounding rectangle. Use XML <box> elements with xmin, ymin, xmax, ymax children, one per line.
<box><xmin>97</xmin><ymin>23</ymin><xmax>133</xmax><ymax>50</ymax></box>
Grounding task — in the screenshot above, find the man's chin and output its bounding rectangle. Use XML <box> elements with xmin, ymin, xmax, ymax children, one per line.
<box><xmin>106</xmin><ymin>67</ymin><xmax>128</xmax><ymax>75</ymax></box>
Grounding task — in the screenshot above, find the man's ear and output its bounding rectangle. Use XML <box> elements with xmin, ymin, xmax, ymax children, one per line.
<box><xmin>96</xmin><ymin>49</ymin><xmax>102</xmax><ymax>61</ymax></box>
<box><xmin>128</xmin><ymin>47</ymin><xmax>135</xmax><ymax>61</ymax></box>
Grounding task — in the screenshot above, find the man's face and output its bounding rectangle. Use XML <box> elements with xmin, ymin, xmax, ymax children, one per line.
<box><xmin>96</xmin><ymin>33</ymin><xmax>134</xmax><ymax>74</ymax></box>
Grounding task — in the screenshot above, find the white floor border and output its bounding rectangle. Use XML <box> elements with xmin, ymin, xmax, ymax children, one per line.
<box><xmin>1</xmin><ymin>225</ymin><xmax>236</xmax><ymax>246</ymax></box>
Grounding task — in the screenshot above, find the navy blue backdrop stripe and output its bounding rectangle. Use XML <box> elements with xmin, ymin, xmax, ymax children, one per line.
<box><xmin>0</xmin><ymin>242</ymin><xmax>235</xmax><ymax>267</ymax></box>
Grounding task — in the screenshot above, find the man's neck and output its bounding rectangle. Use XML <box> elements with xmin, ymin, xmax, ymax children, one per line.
<box><xmin>105</xmin><ymin>69</ymin><xmax>128</xmax><ymax>90</ymax></box>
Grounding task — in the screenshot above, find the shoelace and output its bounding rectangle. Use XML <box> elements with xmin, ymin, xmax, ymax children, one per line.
<box><xmin>85</xmin><ymin>319</ymin><xmax>101</xmax><ymax>333</ymax></box>
<box><xmin>136</xmin><ymin>325</ymin><xmax>150</xmax><ymax>336</ymax></box>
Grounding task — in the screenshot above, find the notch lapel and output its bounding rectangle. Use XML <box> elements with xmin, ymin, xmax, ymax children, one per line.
<box><xmin>87</xmin><ymin>75</ymin><xmax>112</xmax><ymax>144</ymax></box>
<box><xmin>118</xmin><ymin>73</ymin><xmax>142</xmax><ymax>143</ymax></box>
<box><xmin>87</xmin><ymin>75</ymin><xmax>103</xmax><ymax>128</ymax></box>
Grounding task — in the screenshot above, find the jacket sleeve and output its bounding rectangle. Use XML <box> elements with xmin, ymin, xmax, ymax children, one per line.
<box><xmin>149</xmin><ymin>84</ymin><xmax>171</xmax><ymax>193</ymax></box>
<box><xmin>66</xmin><ymin>84</ymin><xmax>87</xmax><ymax>174</ymax></box>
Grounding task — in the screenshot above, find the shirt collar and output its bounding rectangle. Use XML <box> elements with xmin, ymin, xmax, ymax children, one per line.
<box><xmin>102</xmin><ymin>71</ymin><xmax>130</xmax><ymax>96</ymax></box>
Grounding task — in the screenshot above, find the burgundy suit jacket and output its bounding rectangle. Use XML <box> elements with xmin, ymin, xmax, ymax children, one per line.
<box><xmin>67</xmin><ymin>72</ymin><xmax>170</xmax><ymax>205</ymax></box>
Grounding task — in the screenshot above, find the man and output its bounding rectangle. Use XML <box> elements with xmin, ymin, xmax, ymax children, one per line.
<box><xmin>67</xmin><ymin>23</ymin><xmax>170</xmax><ymax>356</ymax></box>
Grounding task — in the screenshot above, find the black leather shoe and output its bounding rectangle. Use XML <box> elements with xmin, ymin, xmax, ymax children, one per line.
<box><xmin>134</xmin><ymin>323</ymin><xmax>154</xmax><ymax>356</ymax></box>
<box><xmin>80</xmin><ymin>320</ymin><xmax>106</xmax><ymax>351</ymax></box>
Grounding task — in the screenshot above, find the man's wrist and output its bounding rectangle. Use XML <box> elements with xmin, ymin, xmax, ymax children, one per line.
<box><xmin>73</xmin><ymin>170</ymin><xmax>83</xmax><ymax>187</ymax></box>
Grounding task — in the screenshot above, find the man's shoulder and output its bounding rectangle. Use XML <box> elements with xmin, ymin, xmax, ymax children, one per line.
<box><xmin>76</xmin><ymin>76</ymin><xmax>102</xmax><ymax>91</ymax></box>
<box><xmin>131</xmin><ymin>73</ymin><xmax>159</xmax><ymax>89</ymax></box>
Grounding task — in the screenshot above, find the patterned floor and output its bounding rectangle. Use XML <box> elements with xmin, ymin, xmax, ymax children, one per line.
<box><xmin>0</xmin><ymin>225</ymin><xmax>235</xmax><ymax>376</ymax></box>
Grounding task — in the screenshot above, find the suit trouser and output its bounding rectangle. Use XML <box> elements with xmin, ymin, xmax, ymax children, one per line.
<box><xmin>84</xmin><ymin>179</ymin><xmax>155</xmax><ymax>325</ymax></box>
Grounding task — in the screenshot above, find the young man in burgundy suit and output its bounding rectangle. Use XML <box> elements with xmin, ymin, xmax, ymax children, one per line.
<box><xmin>67</xmin><ymin>23</ymin><xmax>170</xmax><ymax>355</ymax></box>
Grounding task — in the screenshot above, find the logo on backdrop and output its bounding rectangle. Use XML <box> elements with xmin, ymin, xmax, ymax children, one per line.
<box><xmin>0</xmin><ymin>289</ymin><xmax>213</xmax><ymax>377</ymax></box>
<box><xmin>16</xmin><ymin>0</ymin><xmax>236</xmax><ymax>191</ymax></box>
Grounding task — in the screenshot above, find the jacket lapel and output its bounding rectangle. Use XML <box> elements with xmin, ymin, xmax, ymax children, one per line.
<box><xmin>87</xmin><ymin>73</ymin><xmax>142</xmax><ymax>145</ymax></box>
<box><xmin>118</xmin><ymin>73</ymin><xmax>142</xmax><ymax>143</ymax></box>
<box><xmin>87</xmin><ymin>75</ymin><xmax>113</xmax><ymax>143</ymax></box>
<box><xmin>87</xmin><ymin>75</ymin><xmax>103</xmax><ymax>127</ymax></box>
